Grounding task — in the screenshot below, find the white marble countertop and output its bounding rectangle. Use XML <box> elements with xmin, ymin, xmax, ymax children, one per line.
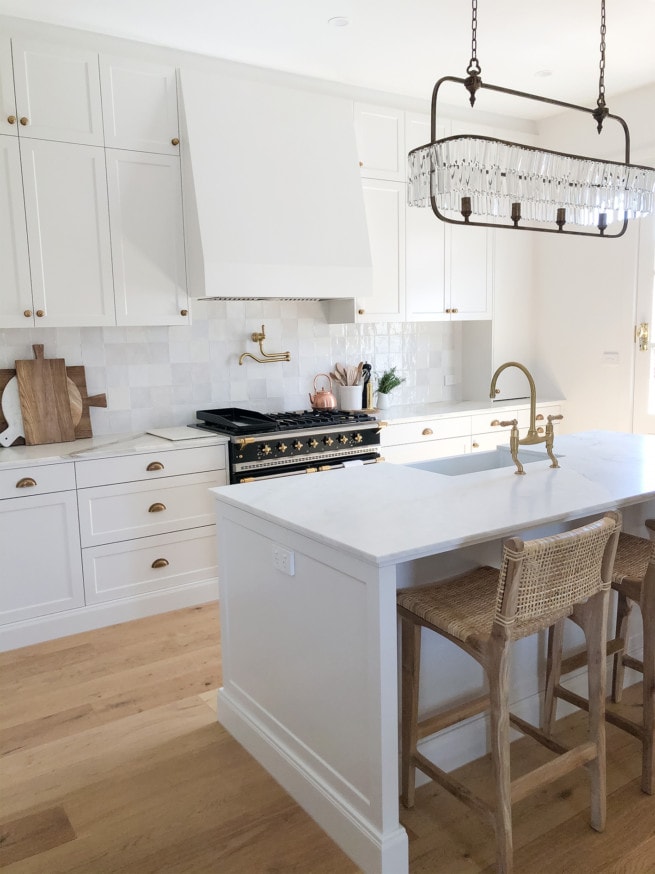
<box><xmin>212</xmin><ymin>431</ymin><xmax>655</xmax><ymax>567</ymax></box>
<box><xmin>0</xmin><ymin>428</ymin><xmax>227</xmax><ymax>471</ymax></box>
<box><xmin>374</xmin><ymin>397</ymin><xmax>564</xmax><ymax>424</ymax></box>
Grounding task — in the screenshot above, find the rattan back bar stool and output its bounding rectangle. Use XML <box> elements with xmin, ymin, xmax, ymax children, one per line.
<box><xmin>543</xmin><ymin>519</ymin><xmax>654</xmax><ymax>794</ymax></box>
<box><xmin>397</xmin><ymin>512</ymin><xmax>621</xmax><ymax>874</ymax></box>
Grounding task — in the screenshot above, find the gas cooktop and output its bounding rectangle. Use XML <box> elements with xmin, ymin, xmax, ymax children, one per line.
<box><xmin>195</xmin><ymin>407</ymin><xmax>377</xmax><ymax>436</ymax></box>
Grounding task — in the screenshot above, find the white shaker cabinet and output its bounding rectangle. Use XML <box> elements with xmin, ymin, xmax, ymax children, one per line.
<box><xmin>354</xmin><ymin>103</ymin><xmax>405</xmax><ymax>181</ymax></box>
<box><xmin>0</xmin><ymin>135</ymin><xmax>33</xmax><ymax>328</ymax></box>
<box><xmin>20</xmin><ymin>139</ymin><xmax>116</xmax><ymax>327</ymax></box>
<box><xmin>100</xmin><ymin>56</ymin><xmax>180</xmax><ymax>155</ymax></box>
<box><xmin>106</xmin><ymin>149</ymin><xmax>189</xmax><ymax>326</ymax></box>
<box><xmin>10</xmin><ymin>38</ymin><xmax>104</xmax><ymax>146</ymax></box>
<box><xmin>357</xmin><ymin>179</ymin><xmax>405</xmax><ymax>322</ymax></box>
<box><xmin>446</xmin><ymin>224</ymin><xmax>493</xmax><ymax>319</ymax></box>
<box><xmin>0</xmin><ymin>463</ymin><xmax>84</xmax><ymax>625</ymax></box>
<box><xmin>0</xmin><ymin>36</ymin><xmax>17</xmax><ymax>136</ymax></box>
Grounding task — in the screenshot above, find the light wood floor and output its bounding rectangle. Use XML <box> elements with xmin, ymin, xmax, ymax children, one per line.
<box><xmin>1</xmin><ymin>604</ymin><xmax>653</xmax><ymax>873</ymax></box>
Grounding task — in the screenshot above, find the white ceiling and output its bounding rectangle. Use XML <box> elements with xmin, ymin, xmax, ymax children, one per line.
<box><xmin>1</xmin><ymin>0</ymin><xmax>654</xmax><ymax>119</ymax></box>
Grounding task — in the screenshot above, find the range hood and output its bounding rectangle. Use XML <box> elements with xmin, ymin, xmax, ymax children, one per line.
<box><xmin>178</xmin><ymin>68</ymin><xmax>372</xmax><ymax>303</ymax></box>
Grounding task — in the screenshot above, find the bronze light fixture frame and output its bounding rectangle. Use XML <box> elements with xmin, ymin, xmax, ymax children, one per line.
<box><xmin>407</xmin><ymin>74</ymin><xmax>655</xmax><ymax>238</ymax></box>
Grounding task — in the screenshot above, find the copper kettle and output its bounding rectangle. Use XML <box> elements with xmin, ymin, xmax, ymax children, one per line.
<box><xmin>309</xmin><ymin>373</ymin><xmax>337</xmax><ymax>410</ymax></box>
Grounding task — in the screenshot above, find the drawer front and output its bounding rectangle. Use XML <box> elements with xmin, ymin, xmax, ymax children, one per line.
<box><xmin>517</xmin><ymin>404</ymin><xmax>563</xmax><ymax>433</ymax></box>
<box><xmin>0</xmin><ymin>462</ymin><xmax>76</xmax><ymax>500</ymax></box>
<box><xmin>383</xmin><ymin>436</ymin><xmax>470</xmax><ymax>464</ymax></box>
<box><xmin>471</xmin><ymin>431</ymin><xmax>512</xmax><ymax>452</ymax></box>
<box><xmin>75</xmin><ymin>444</ymin><xmax>225</xmax><ymax>488</ymax></box>
<box><xmin>470</xmin><ymin>410</ymin><xmax>518</xmax><ymax>435</ymax></box>
<box><xmin>78</xmin><ymin>470</ymin><xmax>227</xmax><ymax>547</ymax></box>
<box><xmin>82</xmin><ymin>526</ymin><xmax>218</xmax><ymax>604</ymax></box>
<box><xmin>380</xmin><ymin>416</ymin><xmax>471</xmax><ymax>447</ymax></box>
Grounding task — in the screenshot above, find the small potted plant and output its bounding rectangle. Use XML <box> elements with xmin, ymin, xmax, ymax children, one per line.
<box><xmin>376</xmin><ymin>367</ymin><xmax>405</xmax><ymax>409</ymax></box>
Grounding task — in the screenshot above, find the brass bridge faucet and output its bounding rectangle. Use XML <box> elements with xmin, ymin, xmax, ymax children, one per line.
<box><xmin>489</xmin><ymin>361</ymin><xmax>562</xmax><ymax>475</ymax></box>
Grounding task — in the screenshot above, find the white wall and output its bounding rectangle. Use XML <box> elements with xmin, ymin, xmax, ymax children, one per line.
<box><xmin>534</xmin><ymin>84</ymin><xmax>655</xmax><ymax>433</ymax></box>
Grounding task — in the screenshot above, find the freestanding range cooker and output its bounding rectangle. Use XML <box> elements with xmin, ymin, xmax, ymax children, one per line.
<box><xmin>194</xmin><ymin>408</ymin><xmax>382</xmax><ymax>483</ymax></box>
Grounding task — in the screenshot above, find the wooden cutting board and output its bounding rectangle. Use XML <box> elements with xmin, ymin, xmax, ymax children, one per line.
<box><xmin>15</xmin><ymin>345</ymin><xmax>76</xmax><ymax>445</ymax></box>
<box><xmin>0</xmin><ymin>369</ymin><xmax>25</xmax><ymax>445</ymax></box>
<box><xmin>66</xmin><ymin>366</ymin><xmax>107</xmax><ymax>439</ymax></box>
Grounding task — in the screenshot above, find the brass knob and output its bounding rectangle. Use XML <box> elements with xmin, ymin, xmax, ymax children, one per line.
<box><xmin>19</xmin><ymin>116</ymin><xmax>29</xmax><ymax>125</ymax></box>
<box><xmin>422</xmin><ymin>428</ymin><xmax>433</xmax><ymax>436</ymax></box>
<box><xmin>151</xmin><ymin>558</ymin><xmax>169</xmax><ymax>569</ymax></box>
<box><xmin>148</xmin><ymin>502</ymin><xmax>167</xmax><ymax>513</ymax></box>
<box><xmin>36</xmin><ymin>310</ymin><xmax>45</xmax><ymax>317</ymax></box>
<box><xmin>536</xmin><ymin>414</ymin><xmax>544</xmax><ymax>421</ymax></box>
<box><xmin>490</xmin><ymin>419</ymin><xmax>500</xmax><ymax>426</ymax></box>
<box><xmin>472</xmin><ymin>442</ymin><xmax>479</xmax><ymax>449</ymax></box>
<box><xmin>171</xmin><ymin>137</ymin><xmax>180</xmax><ymax>146</ymax></box>
<box><xmin>146</xmin><ymin>461</ymin><xmax>164</xmax><ymax>471</ymax></box>
<box><xmin>445</xmin><ymin>308</ymin><xmax>451</xmax><ymax>313</ymax></box>
<box><xmin>180</xmin><ymin>309</ymin><xmax>188</xmax><ymax>316</ymax></box>
<box><xmin>16</xmin><ymin>477</ymin><xmax>37</xmax><ymax>488</ymax></box>
<box><xmin>359</xmin><ymin>161</ymin><xmax>363</xmax><ymax>167</ymax></box>
<box><xmin>7</xmin><ymin>115</ymin><xmax>16</xmax><ymax>124</ymax></box>
<box><xmin>452</xmin><ymin>308</ymin><xmax>458</xmax><ymax>313</ymax></box>
<box><xmin>23</xmin><ymin>309</ymin><xmax>32</xmax><ymax>318</ymax></box>
<box><xmin>494</xmin><ymin>389</ymin><xmax>500</xmax><ymax>395</ymax></box>
<box><xmin>358</xmin><ymin>308</ymin><xmax>365</xmax><ymax>315</ymax></box>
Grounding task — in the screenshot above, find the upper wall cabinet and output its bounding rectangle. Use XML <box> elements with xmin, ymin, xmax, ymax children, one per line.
<box><xmin>0</xmin><ymin>136</ymin><xmax>33</xmax><ymax>327</ymax></box>
<box><xmin>10</xmin><ymin>38</ymin><xmax>104</xmax><ymax>146</ymax></box>
<box><xmin>354</xmin><ymin>103</ymin><xmax>406</xmax><ymax>182</ymax></box>
<box><xmin>357</xmin><ymin>179</ymin><xmax>405</xmax><ymax>322</ymax></box>
<box><xmin>0</xmin><ymin>36</ymin><xmax>17</xmax><ymax>136</ymax></box>
<box><xmin>100</xmin><ymin>57</ymin><xmax>180</xmax><ymax>154</ymax></box>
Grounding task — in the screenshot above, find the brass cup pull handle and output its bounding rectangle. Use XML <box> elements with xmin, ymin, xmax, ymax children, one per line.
<box><xmin>148</xmin><ymin>502</ymin><xmax>166</xmax><ymax>513</ymax></box>
<box><xmin>536</xmin><ymin>414</ymin><xmax>544</xmax><ymax>421</ymax></box>
<box><xmin>7</xmin><ymin>115</ymin><xmax>16</xmax><ymax>124</ymax></box>
<box><xmin>146</xmin><ymin>461</ymin><xmax>164</xmax><ymax>471</ymax></box>
<box><xmin>16</xmin><ymin>477</ymin><xmax>37</xmax><ymax>488</ymax></box>
<box><xmin>171</xmin><ymin>137</ymin><xmax>180</xmax><ymax>146</ymax></box>
<box><xmin>151</xmin><ymin>558</ymin><xmax>169</xmax><ymax>569</ymax></box>
<box><xmin>490</xmin><ymin>419</ymin><xmax>500</xmax><ymax>426</ymax></box>
<box><xmin>422</xmin><ymin>428</ymin><xmax>433</xmax><ymax>436</ymax></box>
<box><xmin>19</xmin><ymin>116</ymin><xmax>29</xmax><ymax>125</ymax></box>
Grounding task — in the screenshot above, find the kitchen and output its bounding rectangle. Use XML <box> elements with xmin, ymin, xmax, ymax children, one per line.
<box><xmin>1</xmin><ymin>1</ymin><xmax>655</xmax><ymax>872</ymax></box>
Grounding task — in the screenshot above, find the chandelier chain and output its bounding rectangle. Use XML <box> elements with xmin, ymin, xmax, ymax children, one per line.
<box><xmin>468</xmin><ymin>0</ymin><xmax>481</xmax><ymax>74</ymax></box>
<box><xmin>597</xmin><ymin>0</ymin><xmax>606</xmax><ymax>108</ymax></box>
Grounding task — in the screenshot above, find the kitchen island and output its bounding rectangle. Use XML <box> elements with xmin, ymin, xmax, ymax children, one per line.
<box><xmin>211</xmin><ymin>431</ymin><xmax>655</xmax><ymax>874</ymax></box>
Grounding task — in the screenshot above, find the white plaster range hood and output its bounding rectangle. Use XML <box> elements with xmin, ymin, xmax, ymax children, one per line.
<box><xmin>178</xmin><ymin>68</ymin><xmax>372</xmax><ymax>306</ymax></box>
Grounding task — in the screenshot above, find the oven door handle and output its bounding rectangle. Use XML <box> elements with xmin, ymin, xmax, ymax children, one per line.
<box><xmin>236</xmin><ymin>456</ymin><xmax>382</xmax><ymax>483</ymax></box>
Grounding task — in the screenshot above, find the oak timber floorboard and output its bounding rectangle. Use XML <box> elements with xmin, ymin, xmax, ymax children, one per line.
<box><xmin>0</xmin><ymin>603</ymin><xmax>652</xmax><ymax>873</ymax></box>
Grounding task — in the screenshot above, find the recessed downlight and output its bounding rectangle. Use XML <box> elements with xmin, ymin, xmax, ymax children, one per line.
<box><xmin>328</xmin><ymin>16</ymin><xmax>349</xmax><ymax>27</ymax></box>
<box><xmin>534</xmin><ymin>69</ymin><xmax>553</xmax><ymax>78</ymax></box>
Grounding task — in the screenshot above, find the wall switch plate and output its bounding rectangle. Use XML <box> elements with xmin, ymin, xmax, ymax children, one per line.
<box><xmin>273</xmin><ymin>545</ymin><xmax>295</xmax><ymax>576</ymax></box>
<box><xmin>601</xmin><ymin>351</ymin><xmax>619</xmax><ymax>365</ymax></box>
<box><xmin>443</xmin><ymin>374</ymin><xmax>457</xmax><ymax>386</ymax></box>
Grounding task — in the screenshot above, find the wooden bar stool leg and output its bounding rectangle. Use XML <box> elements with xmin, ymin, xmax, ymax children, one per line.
<box><xmin>611</xmin><ymin>593</ymin><xmax>632</xmax><ymax>704</ymax></box>
<box><xmin>576</xmin><ymin>591</ymin><xmax>608</xmax><ymax>831</ymax></box>
<box><xmin>488</xmin><ymin>637</ymin><xmax>513</xmax><ymax>874</ymax></box>
<box><xmin>400</xmin><ymin>617</ymin><xmax>421</xmax><ymax>809</ymax></box>
<box><xmin>641</xmin><ymin>568</ymin><xmax>654</xmax><ymax>794</ymax></box>
<box><xmin>543</xmin><ymin>620</ymin><xmax>565</xmax><ymax>734</ymax></box>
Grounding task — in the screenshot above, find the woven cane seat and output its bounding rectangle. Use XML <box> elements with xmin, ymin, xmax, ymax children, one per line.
<box><xmin>613</xmin><ymin>531</ymin><xmax>652</xmax><ymax>583</ymax></box>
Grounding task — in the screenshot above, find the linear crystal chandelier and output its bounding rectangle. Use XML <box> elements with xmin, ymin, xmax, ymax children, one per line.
<box><xmin>407</xmin><ymin>0</ymin><xmax>655</xmax><ymax>238</ymax></box>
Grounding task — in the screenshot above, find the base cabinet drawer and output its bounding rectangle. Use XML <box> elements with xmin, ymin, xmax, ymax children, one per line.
<box><xmin>75</xmin><ymin>444</ymin><xmax>225</xmax><ymax>488</ymax></box>
<box><xmin>381</xmin><ymin>416</ymin><xmax>470</xmax><ymax>447</ymax></box>
<box><xmin>82</xmin><ymin>526</ymin><xmax>218</xmax><ymax>604</ymax></box>
<box><xmin>78</xmin><ymin>470</ymin><xmax>226</xmax><ymax>547</ymax></box>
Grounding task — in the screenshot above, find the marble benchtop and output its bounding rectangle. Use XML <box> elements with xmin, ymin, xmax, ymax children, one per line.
<box><xmin>211</xmin><ymin>431</ymin><xmax>655</xmax><ymax>567</ymax></box>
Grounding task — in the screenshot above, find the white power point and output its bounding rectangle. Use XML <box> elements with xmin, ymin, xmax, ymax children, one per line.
<box><xmin>273</xmin><ymin>545</ymin><xmax>295</xmax><ymax>576</ymax></box>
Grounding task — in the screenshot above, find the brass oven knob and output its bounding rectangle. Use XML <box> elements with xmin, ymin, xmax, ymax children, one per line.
<box><xmin>323</xmin><ymin>436</ymin><xmax>334</xmax><ymax>447</ymax></box>
<box><xmin>261</xmin><ymin>444</ymin><xmax>272</xmax><ymax>455</ymax></box>
<box><xmin>146</xmin><ymin>461</ymin><xmax>164</xmax><ymax>471</ymax></box>
<box><xmin>293</xmin><ymin>440</ymin><xmax>303</xmax><ymax>451</ymax></box>
<box><xmin>7</xmin><ymin>115</ymin><xmax>16</xmax><ymax>124</ymax></box>
<box><xmin>171</xmin><ymin>137</ymin><xmax>180</xmax><ymax>146</ymax></box>
<box><xmin>277</xmin><ymin>442</ymin><xmax>288</xmax><ymax>453</ymax></box>
<box><xmin>308</xmin><ymin>438</ymin><xmax>319</xmax><ymax>449</ymax></box>
<box><xmin>353</xmin><ymin>433</ymin><xmax>363</xmax><ymax>444</ymax></box>
<box><xmin>339</xmin><ymin>435</ymin><xmax>348</xmax><ymax>444</ymax></box>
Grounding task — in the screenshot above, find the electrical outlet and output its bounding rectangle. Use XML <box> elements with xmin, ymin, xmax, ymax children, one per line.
<box><xmin>273</xmin><ymin>545</ymin><xmax>295</xmax><ymax>576</ymax></box>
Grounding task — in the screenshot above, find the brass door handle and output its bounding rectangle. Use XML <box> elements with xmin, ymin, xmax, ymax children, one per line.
<box><xmin>19</xmin><ymin>116</ymin><xmax>29</xmax><ymax>125</ymax></box>
<box><xmin>171</xmin><ymin>137</ymin><xmax>180</xmax><ymax>146</ymax></box>
<box><xmin>16</xmin><ymin>477</ymin><xmax>37</xmax><ymax>488</ymax></box>
<box><xmin>7</xmin><ymin>115</ymin><xmax>16</xmax><ymax>124</ymax></box>
<box><xmin>36</xmin><ymin>310</ymin><xmax>44</xmax><ymax>317</ymax></box>
<box><xmin>148</xmin><ymin>502</ymin><xmax>166</xmax><ymax>513</ymax></box>
<box><xmin>422</xmin><ymin>428</ymin><xmax>433</xmax><ymax>436</ymax></box>
<box><xmin>635</xmin><ymin>322</ymin><xmax>650</xmax><ymax>351</ymax></box>
<box><xmin>151</xmin><ymin>558</ymin><xmax>169</xmax><ymax>569</ymax></box>
<box><xmin>146</xmin><ymin>461</ymin><xmax>164</xmax><ymax>471</ymax></box>
<box><xmin>23</xmin><ymin>309</ymin><xmax>32</xmax><ymax>318</ymax></box>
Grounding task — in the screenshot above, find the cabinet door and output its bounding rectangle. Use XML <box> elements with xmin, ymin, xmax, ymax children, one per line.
<box><xmin>11</xmin><ymin>38</ymin><xmax>103</xmax><ymax>146</ymax></box>
<box><xmin>0</xmin><ymin>35</ymin><xmax>17</xmax><ymax>136</ymax></box>
<box><xmin>107</xmin><ymin>149</ymin><xmax>188</xmax><ymax>326</ymax></box>
<box><xmin>354</xmin><ymin>103</ymin><xmax>405</xmax><ymax>181</ymax></box>
<box><xmin>405</xmin><ymin>201</ymin><xmax>447</xmax><ymax>321</ymax></box>
<box><xmin>446</xmin><ymin>224</ymin><xmax>493</xmax><ymax>319</ymax></box>
<box><xmin>100</xmin><ymin>56</ymin><xmax>180</xmax><ymax>154</ymax></box>
<box><xmin>357</xmin><ymin>179</ymin><xmax>404</xmax><ymax>321</ymax></box>
<box><xmin>21</xmin><ymin>139</ymin><xmax>116</xmax><ymax>326</ymax></box>
<box><xmin>0</xmin><ymin>135</ymin><xmax>34</xmax><ymax>327</ymax></box>
<box><xmin>0</xmin><ymin>490</ymin><xmax>84</xmax><ymax>625</ymax></box>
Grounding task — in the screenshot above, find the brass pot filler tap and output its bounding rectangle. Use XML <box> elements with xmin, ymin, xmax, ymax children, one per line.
<box><xmin>489</xmin><ymin>362</ymin><xmax>563</xmax><ymax>475</ymax></box>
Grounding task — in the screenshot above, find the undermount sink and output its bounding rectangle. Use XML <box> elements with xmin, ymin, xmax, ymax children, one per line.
<box><xmin>408</xmin><ymin>447</ymin><xmax>554</xmax><ymax>477</ymax></box>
